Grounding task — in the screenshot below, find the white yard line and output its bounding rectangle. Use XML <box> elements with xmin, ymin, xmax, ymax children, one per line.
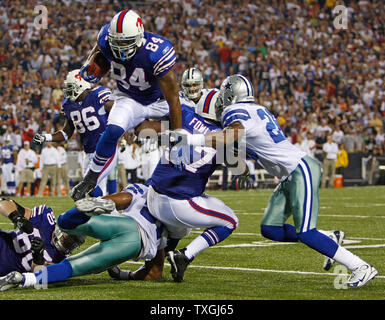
<box><xmin>120</xmin><ymin>261</ymin><xmax>385</xmax><ymax>280</ymax></box>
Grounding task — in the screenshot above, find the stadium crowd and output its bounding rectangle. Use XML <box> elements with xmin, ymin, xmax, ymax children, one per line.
<box><xmin>1</xmin><ymin>0</ymin><xmax>385</xmax><ymax>196</ymax></box>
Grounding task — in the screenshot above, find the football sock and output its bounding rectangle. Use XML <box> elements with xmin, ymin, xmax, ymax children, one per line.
<box><xmin>260</xmin><ymin>224</ymin><xmax>299</xmax><ymax>242</ymax></box>
<box><xmin>90</xmin><ymin>124</ymin><xmax>124</xmax><ymax>173</ymax></box>
<box><xmin>332</xmin><ymin>246</ymin><xmax>366</xmax><ymax>271</ymax></box>
<box><xmin>89</xmin><ymin>186</ymin><xmax>103</xmax><ymax>197</ymax></box>
<box><xmin>297</xmin><ymin>228</ymin><xmax>339</xmax><ymax>258</ymax></box>
<box><xmin>107</xmin><ymin>179</ymin><xmax>117</xmax><ymax>194</ymax></box>
<box><xmin>36</xmin><ymin>259</ymin><xmax>73</xmax><ymax>284</ymax></box>
<box><xmin>57</xmin><ymin>207</ymin><xmax>90</xmax><ymax>230</ymax></box>
<box><xmin>22</xmin><ymin>259</ymin><xmax>73</xmax><ymax>287</ymax></box>
<box><xmin>184</xmin><ymin>226</ymin><xmax>233</xmax><ymax>260</ymax></box>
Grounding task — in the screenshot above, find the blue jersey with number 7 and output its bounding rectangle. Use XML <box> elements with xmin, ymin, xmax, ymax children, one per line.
<box><xmin>98</xmin><ymin>24</ymin><xmax>176</xmax><ymax>105</ymax></box>
<box><xmin>148</xmin><ymin>105</ymin><xmax>221</xmax><ymax>200</ymax></box>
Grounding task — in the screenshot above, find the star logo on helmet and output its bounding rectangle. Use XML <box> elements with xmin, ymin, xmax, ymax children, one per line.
<box><xmin>224</xmin><ymin>82</ymin><xmax>232</xmax><ymax>90</ymax></box>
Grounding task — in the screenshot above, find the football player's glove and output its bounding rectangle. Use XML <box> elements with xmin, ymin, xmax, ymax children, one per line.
<box><xmin>32</xmin><ymin>133</ymin><xmax>46</xmax><ymax>145</ymax></box>
<box><xmin>31</xmin><ymin>237</ymin><xmax>45</xmax><ymax>265</ymax></box>
<box><xmin>70</xmin><ymin>170</ymin><xmax>99</xmax><ymax>201</ymax></box>
<box><xmin>8</xmin><ymin>210</ymin><xmax>33</xmax><ymax>234</ymax></box>
<box><xmin>80</xmin><ymin>63</ymin><xmax>101</xmax><ymax>84</ymax></box>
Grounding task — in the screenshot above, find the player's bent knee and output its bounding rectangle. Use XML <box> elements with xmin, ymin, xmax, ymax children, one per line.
<box><xmin>103</xmin><ymin>124</ymin><xmax>125</xmax><ymax>142</ymax></box>
<box><xmin>297</xmin><ymin>228</ymin><xmax>338</xmax><ymax>257</ymax></box>
<box><xmin>260</xmin><ymin>225</ymin><xmax>285</xmax><ymax>241</ymax></box>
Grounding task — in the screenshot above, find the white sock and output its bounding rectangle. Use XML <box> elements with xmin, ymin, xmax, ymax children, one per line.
<box><xmin>333</xmin><ymin>246</ymin><xmax>366</xmax><ymax>271</ymax></box>
<box><xmin>184</xmin><ymin>236</ymin><xmax>209</xmax><ymax>260</ymax></box>
<box><xmin>22</xmin><ymin>273</ymin><xmax>37</xmax><ymax>287</ymax></box>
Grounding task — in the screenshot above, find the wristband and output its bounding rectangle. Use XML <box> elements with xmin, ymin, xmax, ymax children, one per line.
<box><xmin>58</xmin><ymin>130</ymin><xmax>68</xmax><ymax>141</ymax></box>
<box><xmin>44</xmin><ymin>134</ymin><xmax>53</xmax><ymax>142</ymax></box>
<box><xmin>187</xmin><ymin>134</ymin><xmax>206</xmax><ymax>146</ymax></box>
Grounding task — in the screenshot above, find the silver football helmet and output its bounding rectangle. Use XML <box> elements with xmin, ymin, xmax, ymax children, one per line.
<box><xmin>215</xmin><ymin>74</ymin><xmax>255</xmax><ymax>120</ymax></box>
<box><xmin>181</xmin><ymin>67</ymin><xmax>204</xmax><ymax>100</ymax></box>
<box><xmin>52</xmin><ymin>225</ymin><xmax>86</xmax><ymax>256</ymax></box>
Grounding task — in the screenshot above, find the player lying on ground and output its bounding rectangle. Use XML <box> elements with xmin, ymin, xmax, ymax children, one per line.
<box><xmin>0</xmin><ymin>198</ymin><xmax>85</xmax><ymax>277</ymax></box>
<box><xmin>0</xmin><ymin>183</ymin><xmax>167</xmax><ymax>291</ymax></box>
<box><xmin>33</xmin><ymin>70</ymin><xmax>116</xmax><ymax>197</ymax></box>
<box><xmin>165</xmin><ymin>74</ymin><xmax>378</xmax><ymax>288</ymax></box>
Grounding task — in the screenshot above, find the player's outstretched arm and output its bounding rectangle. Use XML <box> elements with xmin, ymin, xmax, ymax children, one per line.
<box><xmin>0</xmin><ymin>199</ymin><xmax>33</xmax><ymax>234</ymax></box>
<box><xmin>108</xmin><ymin>249</ymin><xmax>165</xmax><ymax>281</ymax></box>
<box><xmin>158</xmin><ymin>69</ymin><xmax>182</xmax><ymax>130</ymax></box>
<box><xmin>33</xmin><ymin>120</ymin><xmax>75</xmax><ymax>145</ymax></box>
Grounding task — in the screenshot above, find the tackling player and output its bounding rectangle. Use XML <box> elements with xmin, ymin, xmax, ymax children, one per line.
<box><xmin>0</xmin><ymin>198</ymin><xmax>84</xmax><ymax>277</ymax></box>
<box><xmin>0</xmin><ymin>184</ymin><xmax>167</xmax><ymax>290</ymax></box>
<box><xmin>170</xmin><ymin>74</ymin><xmax>378</xmax><ymax>288</ymax></box>
<box><xmin>130</xmin><ymin>101</ymin><xmax>239</xmax><ymax>283</ymax></box>
<box><xmin>33</xmin><ymin>69</ymin><xmax>115</xmax><ymax>197</ymax></box>
<box><xmin>71</xmin><ymin>9</ymin><xmax>182</xmax><ymax>201</ymax></box>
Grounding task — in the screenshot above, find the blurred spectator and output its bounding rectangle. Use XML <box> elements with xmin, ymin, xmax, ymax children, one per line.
<box><xmin>336</xmin><ymin>143</ymin><xmax>349</xmax><ymax>176</ymax></box>
<box><xmin>321</xmin><ymin>134</ymin><xmax>338</xmax><ymax>188</ymax></box>
<box><xmin>37</xmin><ymin>141</ymin><xmax>60</xmax><ymax>197</ymax></box>
<box><xmin>56</xmin><ymin>142</ymin><xmax>70</xmax><ymax>196</ymax></box>
<box><xmin>0</xmin><ymin>0</ymin><xmax>384</xmax><ymax>188</ymax></box>
<box><xmin>15</xmin><ymin>140</ymin><xmax>37</xmax><ymax>197</ymax></box>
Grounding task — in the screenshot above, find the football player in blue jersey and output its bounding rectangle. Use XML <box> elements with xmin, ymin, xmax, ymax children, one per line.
<box><xmin>1</xmin><ymin>135</ymin><xmax>18</xmax><ymax>196</ymax></box>
<box><xmin>171</xmin><ymin>74</ymin><xmax>378</xmax><ymax>288</ymax></box>
<box><xmin>0</xmin><ymin>198</ymin><xmax>85</xmax><ymax>277</ymax></box>
<box><xmin>33</xmin><ymin>70</ymin><xmax>115</xmax><ymax>197</ymax></box>
<box><xmin>0</xmin><ymin>184</ymin><xmax>167</xmax><ymax>290</ymax></box>
<box><xmin>71</xmin><ymin>9</ymin><xmax>182</xmax><ymax>201</ymax></box>
<box><xmin>123</xmin><ymin>100</ymin><xmax>239</xmax><ymax>283</ymax></box>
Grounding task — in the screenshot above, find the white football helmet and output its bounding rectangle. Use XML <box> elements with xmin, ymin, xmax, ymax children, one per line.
<box><xmin>108</xmin><ymin>10</ymin><xmax>144</xmax><ymax>61</ymax></box>
<box><xmin>63</xmin><ymin>69</ymin><xmax>92</xmax><ymax>101</ymax></box>
<box><xmin>196</xmin><ymin>90</ymin><xmax>219</xmax><ymax>122</ymax></box>
<box><xmin>181</xmin><ymin>68</ymin><xmax>204</xmax><ymax>100</ymax></box>
<box><xmin>215</xmin><ymin>74</ymin><xmax>255</xmax><ymax>120</ymax></box>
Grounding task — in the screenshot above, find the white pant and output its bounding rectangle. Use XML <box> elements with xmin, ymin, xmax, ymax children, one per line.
<box><xmin>147</xmin><ymin>186</ymin><xmax>238</xmax><ymax>239</ymax></box>
<box><xmin>107</xmin><ymin>91</ymin><xmax>170</xmax><ymax>131</ymax></box>
<box><xmin>140</xmin><ymin>149</ymin><xmax>160</xmax><ymax>180</ymax></box>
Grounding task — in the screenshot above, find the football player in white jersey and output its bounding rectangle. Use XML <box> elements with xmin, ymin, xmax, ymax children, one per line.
<box><xmin>0</xmin><ymin>184</ymin><xmax>167</xmax><ymax>290</ymax></box>
<box><xmin>70</xmin><ymin>10</ymin><xmax>182</xmax><ymax>201</ymax></box>
<box><xmin>170</xmin><ymin>74</ymin><xmax>377</xmax><ymax>288</ymax></box>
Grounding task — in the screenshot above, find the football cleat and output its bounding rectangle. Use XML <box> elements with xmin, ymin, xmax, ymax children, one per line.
<box><xmin>75</xmin><ymin>197</ymin><xmax>116</xmax><ymax>216</ymax></box>
<box><xmin>70</xmin><ymin>170</ymin><xmax>99</xmax><ymax>201</ymax></box>
<box><xmin>344</xmin><ymin>264</ymin><xmax>378</xmax><ymax>287</ymax></box>
<box><xmin>166</xmin><ymin>249</ymin><xmax>193</xmax><ymax>282</ymax></box>
<box><xmin>0</xmin><ymin>271</ymin><xmax>24</xmax><ymax>292</ymax></box>
<box><xmin>323</xmin><ymin>230</ymin><xmax>345</xmax><ymax>271</ymax></box>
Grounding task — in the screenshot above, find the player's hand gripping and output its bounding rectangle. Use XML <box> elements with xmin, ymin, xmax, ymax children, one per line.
<box><xmin>31</xmin><ymin>237</ymin><xmax>45</xmax><ymax>265</ymax></box>
<box><xmin>32</xmin><ymin>133</ymin><xmax>46</xmax><ymax>145</ymax></box>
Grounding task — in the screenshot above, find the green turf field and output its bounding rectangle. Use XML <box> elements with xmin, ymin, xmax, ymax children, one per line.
<box><xmin>0</xmin><ymin>186</ymin><xmax>384</xmax><ymax>300</ymax></box>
